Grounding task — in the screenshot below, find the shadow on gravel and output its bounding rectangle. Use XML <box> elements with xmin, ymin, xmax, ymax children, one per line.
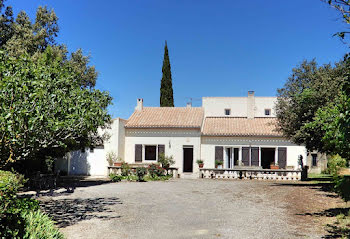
<box><xmin>296</xmin><ymin>207</ymin><xmax>350</xmax><ymax>239</ymax></box>
<box><xmin>270</xmin><ymin>181</ymin><xmax>334</xmax><ymax>194</ymax></box>
<box><xmin>40</xmin><ymin>197</ymin><xmax>122</xmax><ymax>228</ymax></box>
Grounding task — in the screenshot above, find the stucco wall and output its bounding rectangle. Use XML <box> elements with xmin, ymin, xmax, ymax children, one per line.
<box><xmin>104</xmin><ymin>118</ymin><xmax>126</xmax><ymax>160</ymax></box>
<box><xmin>201</xmin><ymin>136</ymin><xmax>307</xmax><ymax>169</ymax></box>
<box><xmin>202</xmin><ymin>96</ymin><xmax>277</xmax><ymax>117</ymax></box>
<box><xmin>124</xmin><ymin>128</ymin><xmax>201</xmax><ymax>174</ymax></box>
<box><xmin>68</xmin><ymin>147</ymin><xmax>107</xmax><ymax>176</ymax></box>
<box><xmin>306</xmin><ymin>152</ymin><xmax>328</xmax><ymax>174</ymax></box>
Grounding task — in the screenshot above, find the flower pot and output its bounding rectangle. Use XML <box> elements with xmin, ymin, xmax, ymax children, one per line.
<box><xmin>270</xmin><ymin>165</ymin><xmax>279</xmax><ymax>170</ymax></box>
<box><xmin>114</xmin><ymin>162</ymin><xmax>122</xmax><ymax>167</ymax></box>
<box><xmin>198</xmin><ymin>163</ymin><xmax>204</xmax><ymax>168</ymax></box>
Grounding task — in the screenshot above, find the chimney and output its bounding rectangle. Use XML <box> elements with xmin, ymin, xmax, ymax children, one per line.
<box><xmin>135</xmin><ymin>98</ymin><xmax>143</xmax><ymax>111</ymax></box>
<box><xmin>186</xmin><ymin>102</ymin><xmax>192</xmax><ymax>108</ymax></box>
<box><xmin>247</xmin><ymin>91</ymin><xmax>255</xmax><ymax>119</ymax></box>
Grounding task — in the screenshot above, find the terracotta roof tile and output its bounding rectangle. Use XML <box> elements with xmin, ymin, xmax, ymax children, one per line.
<box><xmin>125</xmin><ymin>107</ymin><xmax>204</xmax><ymax>128</ymax></box>
<box><xmin>202</xmin><ymin>117</ymin><xmax>282</xmax><ymax>137</ymax></box>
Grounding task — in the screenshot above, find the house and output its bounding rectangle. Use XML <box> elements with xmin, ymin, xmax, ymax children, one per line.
<box><xmin>57</xmin><ymin>91</ymin><xmax>326</xmax><ymax>177</ymax></box>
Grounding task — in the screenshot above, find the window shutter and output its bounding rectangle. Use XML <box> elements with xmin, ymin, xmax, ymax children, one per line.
<box><xmin>158</xmin><ymin>145</ymin><xmax>165</xmax><ymax>160</ymax></box>
<box><xmin>242</xmin><ymin>147</ymin><xmax>250</xmax><ymax>166</ymax></box>
<box><xmin>278</xmin><ymin>147</ymin><xmax>287</xmax><ymax>169</ymax></box>
<box><xmin>135</xmin><ymin>144</ymin><xmax>142</xmax><ymax>162</ymax></box>
<box><xmin>251</xmin><ymin>147</ymin><xmax>259</xmax><ymax>166</ymax></box>
<box><xmin>215</xmin><ymin>146</ymin><xmax>223</xmax><ymax>163</ymax></box>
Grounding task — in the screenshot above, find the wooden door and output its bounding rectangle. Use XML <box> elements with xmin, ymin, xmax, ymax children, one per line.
<box><xmin>278</xmin><ymin>147</ymin><xmax>287</xmax><ymax>169</ymax></box>
<box><xmin>183</xmin><ymin>147</ymin><xmax>193</xmax><ymax>172</ymax></box>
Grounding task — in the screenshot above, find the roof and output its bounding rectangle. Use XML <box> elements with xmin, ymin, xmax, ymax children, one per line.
<box><xmin>202</xmin><ymin>117</ymin><xmax>282</xmax><ymax>137</ymax></box>
<box><xmin>125</xmin><ymin>107</ymin><xmax>204</xmax><ymax>129</ymax></box>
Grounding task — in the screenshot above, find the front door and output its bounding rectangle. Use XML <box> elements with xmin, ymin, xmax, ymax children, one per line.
<box><xmin>183</xmin><ymin>146</ymin><xmax>193</xmax><ymax>172</ymax></box>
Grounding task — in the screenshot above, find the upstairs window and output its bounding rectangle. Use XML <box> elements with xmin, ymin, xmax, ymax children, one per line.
<box><xmin>264</xmin><ymin>109</ymin><xmax>271</xmax><ymax>116</ymax></box>
<box><xmin>225</xmin><ymin>109</ymin><xmax>231</xmax><ymax>116</ymax></box>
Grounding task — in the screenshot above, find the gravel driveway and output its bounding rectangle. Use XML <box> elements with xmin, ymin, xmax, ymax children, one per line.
<box><xmin>39</xmin><ymin>179</ymin><xmax>330</xmax><ymax>239</ymax></box>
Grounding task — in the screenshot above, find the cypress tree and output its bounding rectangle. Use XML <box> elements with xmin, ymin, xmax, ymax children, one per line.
<box><xmin>160</xmin><ymin>41</ymin><xmax>174</xmax><ymax>107</ymax></box>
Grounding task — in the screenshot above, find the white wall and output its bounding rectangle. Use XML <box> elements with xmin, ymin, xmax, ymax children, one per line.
<box><xmin>202</xmin><ymin>96</ymin><xmax>277</xmax><ymax>117</ymax></box>
<box><xmin>104</xmin><ymin>118</ymin><xmax>126</xmax><ymax>160</ymax></box>
<box><xmin>125</xmin><ymin>128</ymin><xmax>201</xmax><ymax>174</ymax></box>
<box><xmin>68</xmin><ymin>147</ymin><xmax>107</xmax><ymax>176</ymax></box>
<box><xmin>201</xmin><ymin>136</ymin><xmax>307</xmax><ymax>169</ymax></box>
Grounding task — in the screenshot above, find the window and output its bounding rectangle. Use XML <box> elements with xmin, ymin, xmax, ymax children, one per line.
<box><xmin>312</xmin><ymin>154</ymin><xmax>317</xmax><ymax>167</ymax></box>
<box><xmin>145</xmin><ymin>146</ymin><xmax>157</xmax><ymax>161</ymax></box>
<box><xmin>225</xmin><ymin>109</ymin><xmax>231</xmax><ymax>115</ymax></box>
<box><xmin>265</xmin><ymin>109</ymin><xmax>271</xmax><ymax>116</ymax></box>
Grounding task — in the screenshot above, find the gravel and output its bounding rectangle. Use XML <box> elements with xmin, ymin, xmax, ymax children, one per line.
<box><xmin>39</xmin><ymin>179</ymin><xmax>324</xmax><ymax>239</ymax></box>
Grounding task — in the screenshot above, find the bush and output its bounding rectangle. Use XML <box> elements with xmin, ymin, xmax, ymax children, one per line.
<box><xmin>136</xmin><ymin>167</ymin><xmax>147</xmax><ymax>182</ymax></box>
<box><xmin>326</xmin><ymin>155</ymin><xmax>347</xmax><ymax>176</ymax></box>
<box><xmin>334</xmin><ymin>176</ymin><xmax>350</xmax><ymax>202</ymax></box>
<box><xmin>148</xmin><ymin>164</ymin><xmax>165</xmax><ymax>178</ymax></box>
<box><xmin>22</xmin><ymin>210</ymin><xmax>64</xmax><ymax>239</ymax></box>
<box><xmin>0</xmin><ymin>170</ymin><xmax>62</xmax><ymax>238</ymax></box>
<box><xmin>121</xmin><ymin>162</ymin><xmax>131</xmax><ymax>176</ymax></box>
<box><xmin>109</xmin><ymin>173</ymin><xmax>122</xmax><ymax>182</ymax></box>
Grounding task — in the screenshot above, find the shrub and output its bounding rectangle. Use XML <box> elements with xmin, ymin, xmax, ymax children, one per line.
<box><xmin>22</xmin><ymin>210</ymin><xmax>64</xmax><ymax>239</ymax></box>
<box><xmin>136</xmin><ymin>167</ymin><xmax>147</xmax><ymax>182</ymax></box>
<box><xmin>148</xmin><ymin>164</ymin><xmax>165</xmax><ymax>178</ymax></box>
<box><xmin>109</xmin><ymin>173</ymin><xmax>122</xmax><ymax>182</ymax></box>
<box><xmin>0</xmin><ymin>170</ymin><xmax>61</xmax><ymax>238</ymax></box>
<box><xmin>326</xmin><ymin>155</ymin><xmax>347</xmax><ymax>176</ymax></box>
<box><xmin>334</xmin><ymin>176</ymin><xmax>350</xmax><ymax>202</ymax></box>
<box><xmin>121</xmin><ymin>162</ymin><xmax>131</xmax><ymax>176</ymax></box>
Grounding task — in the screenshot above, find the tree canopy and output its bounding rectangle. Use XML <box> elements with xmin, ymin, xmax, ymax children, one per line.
<box><xmin>0</xmin><ymin>48</ymin><xmax>112</xmax><ymax>169</ymax></box>
<box><xmin>160</xmin><ymin>41</ymin><xmax>174</xmax><ymax>107</ymax></box>
<box><xmin>0</xmin><ymin>0</ymin><xmax>97</xmax><ymax>88</ymax></box>
<box><xmin>275</xmin><ymin>59</ymin><xmax>346</xmax><ymax>152</ymax></box>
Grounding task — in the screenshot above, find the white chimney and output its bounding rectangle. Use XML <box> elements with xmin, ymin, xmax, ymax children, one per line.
<box><xmin>247</xmin><ymin>91</ymin><xmax>255</xmax><ymax>119</ymax></box>
<box><xmin>186</xmin><ymin>102</ymin><xmax>192</xmax><ymax>108</ymax></box>
<box><xmin>135</xmin><ymin>98</ymin><xmax>143</xmax><ymax>111</ymax></box>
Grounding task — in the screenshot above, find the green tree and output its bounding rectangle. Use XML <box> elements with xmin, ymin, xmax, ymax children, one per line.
<box><xmin>0</xmin><ymin>48</ymin><xmax>112</xmax><ymax>169</ymax></box>
<box><xmin>275</xmin><ymin>59</ymin><xmax>346</xmax><ymax>152</ymax></box>
<box><xmin>160</xmin><ymin>41</ymin><xmax>174</xmax><ymax>107</ymax></box>
<box><xmin>0</xmin><ymin>1</ymin><xmax>97</xmax><ymax>88</ymax></box>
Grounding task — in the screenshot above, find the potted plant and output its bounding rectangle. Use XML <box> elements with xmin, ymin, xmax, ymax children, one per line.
<box><xmin>106</xmin><ymin>152</ymin><xmax>116</xmax><ymax>166</ymax></box>
<box><xmin>114</xmin><ymin>157</ymin><xmax>123</xmax><ymax>167</ymax></box>
<box><xmin>215</xmin><ymin>160</ymin><xmax>223</xmax><ymax>169</ymax></box>
<box><xmin>270</xmin><ymin>163</ymin><xmax>279</xmax><ymax>170</ymax></box>
<box><xmin>196</xmin><ymin>159</ymin><xmax>204</xmax><ymax>168</ymax></box>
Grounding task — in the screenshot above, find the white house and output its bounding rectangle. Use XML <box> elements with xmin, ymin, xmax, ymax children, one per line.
<box><xmin>58</xmin><ymin>91</ymin><xmax>326</xmax><ymax>177</ymax></box>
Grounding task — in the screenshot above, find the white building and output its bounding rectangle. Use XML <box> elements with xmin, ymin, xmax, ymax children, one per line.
<box><xmin>58</xmin><ymin>91</ymin><xmax>326</xmax><ymax>177</ymax></box>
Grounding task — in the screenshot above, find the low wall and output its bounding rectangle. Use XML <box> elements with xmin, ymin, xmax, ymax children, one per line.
<box><xmin>107</xmin><ymin>166</ymin><xmax>179</xmax><ymax>178</ymax></box>
<box><xmin>200</xmin><ymin>168</ymin><xmax>302</xmax><ymax>180</ymax></box>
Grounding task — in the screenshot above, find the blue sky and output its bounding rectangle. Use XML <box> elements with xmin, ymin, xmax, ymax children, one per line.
<box><xmin>11</xmin><ymin>0</ymin><xmax>349</xmax><ymax>119</ymax></box>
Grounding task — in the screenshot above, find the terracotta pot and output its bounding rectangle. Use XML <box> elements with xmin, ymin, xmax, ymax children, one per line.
<box><xmin>270</xmin><ymin>165</ymin><xmax>279</xmax><ymax>170</ymax></box>
<box><xmin>114</xmin><ymin>162</ymin><xmax>122</xmax><ymax>167</ymax></box>
<box><xmin>198</xmin><ymin>163</ymin><xmax>204</xmax><ymax>168</ymax></box>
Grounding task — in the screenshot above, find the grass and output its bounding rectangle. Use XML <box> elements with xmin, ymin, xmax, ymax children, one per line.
<box><xmin>307</xmin><ymin>173</ymin><xmax>333</xmax><ymax>184</ymax></box>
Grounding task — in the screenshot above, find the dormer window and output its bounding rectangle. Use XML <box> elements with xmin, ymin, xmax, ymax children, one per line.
<box><xmin>265</xmin><ymin>109</ymin><xmax>271</xmax><ymax>116</ymax></box>
<box><xmin>225</xmin><ymin>109</ymin><xmax>231</xmax><ymax>116</ymax></box>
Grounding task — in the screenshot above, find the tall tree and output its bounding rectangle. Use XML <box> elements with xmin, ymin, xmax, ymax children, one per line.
<box><xmin>160</xmin><ymin>41</ymin><xmax>174</xmax><ymax>107</ymax></box>
<box><xmin>275</xmin><ymin>59</ymin><xmax>346</xmax><ymax>152</ymax></box>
